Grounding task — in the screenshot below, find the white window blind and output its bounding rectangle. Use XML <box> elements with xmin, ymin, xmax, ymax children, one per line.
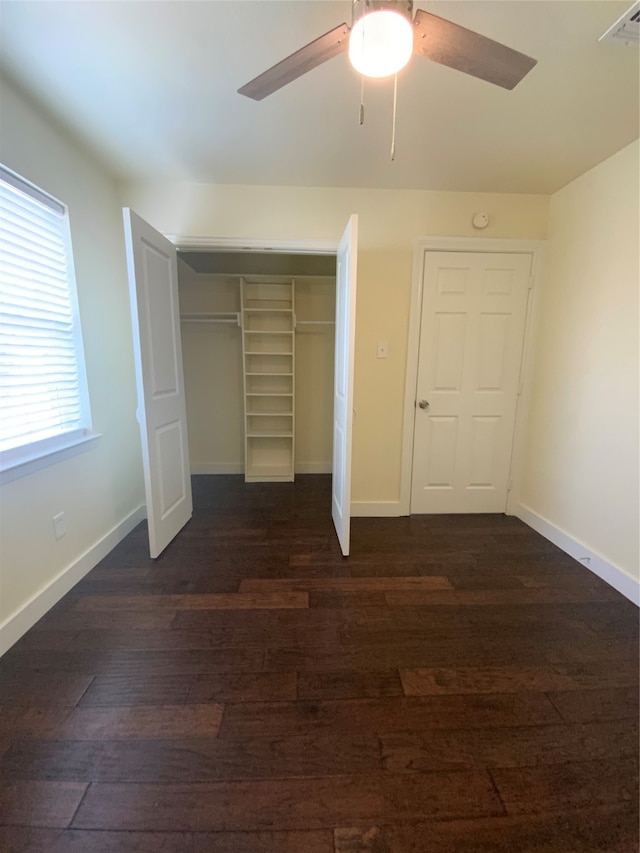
<box><xmin>0</xmin><ymin>165</ymin><xmax>92</xmax><ymax>472</ymax></box>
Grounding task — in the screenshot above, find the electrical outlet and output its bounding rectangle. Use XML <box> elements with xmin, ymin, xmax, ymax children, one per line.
<box><xmin>52</xmin><ymin>512</ymin><xmax>66</xmax><ymax>540</ymax></box>
<box><xmin>377</xmin><ymin>341</ymin><xmax>388</xmax><ymax>359</ymax></box>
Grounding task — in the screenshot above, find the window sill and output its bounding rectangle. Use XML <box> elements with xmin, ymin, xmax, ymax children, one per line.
<box><xmin>0</xmin><ymin>432</ymin><xmax>102</xmax><ymax>485</ymax></box>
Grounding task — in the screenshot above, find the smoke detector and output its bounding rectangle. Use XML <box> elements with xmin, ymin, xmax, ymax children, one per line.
<box><xmin>600</xmin><ymin>1</ymin><xmax>640</xmax><ymax>45</ymax></box>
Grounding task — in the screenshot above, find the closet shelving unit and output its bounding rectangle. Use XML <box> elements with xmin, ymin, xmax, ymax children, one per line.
<box><xmin>241</xmin><ymin>277</ymin><xmax>295</xmax><ymax>482</ymax></box>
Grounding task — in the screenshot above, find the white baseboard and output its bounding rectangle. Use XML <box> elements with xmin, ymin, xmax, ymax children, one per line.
<box><xmin>351</xmin><ymin>501</ymin><xmax>403</xmax><ymax>518</ymax></box>
<box><xmin>191</xmin><ymin>463</ymin><xmax>243</xmax><ymax>475</ymax></box>
<box><xmin>295</xmin><ymin>463</ymin><xmax>332</xmax><ymax>475</ymax></box>
<box><xmin>0</xmin><ymin>504</ymin><xmax>147</xmax><ymax>656</ymax></box>
<box><xmin>514</xmin><ymin>503</ymin><xmax>639</xmax><ymax>606</ymax></box>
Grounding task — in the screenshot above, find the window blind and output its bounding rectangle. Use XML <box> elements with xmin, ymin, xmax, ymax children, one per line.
<box><xmin>0</xmin><ymin>166</ymin><xmax>90</xmax><ymax>459</ymax></box>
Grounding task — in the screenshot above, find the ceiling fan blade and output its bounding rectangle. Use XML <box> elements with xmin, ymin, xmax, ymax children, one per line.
<box><xmin>238</xmin><ymin>23</ymin><xmax>350</xmax><ymax>100</ymax></box>
<box><xmin>413</xmin><ymin>9</ymin><xmax>536</xmax><ymax>90</ymax></box>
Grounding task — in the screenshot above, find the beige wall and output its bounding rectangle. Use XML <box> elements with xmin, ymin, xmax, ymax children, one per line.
<box><xmin>294</xmin><ymin>277</ymin><xmax>335</xmax><ymax>470</ymax></box>
<box><xmin>120</xmin><ymin>181</ymin><xmax>549</xmax><ymax>503</ymax></box>
<box><xmin>178</xmin><ymin>263</ymin><xmax>245</xmax><ymax>471</ymax></box>
<box><xmin>519</xmin><ymin>140</ymin><xmax>639</xmax><ymax>582</ymax></box>
<box><xmin>0</xmin><ymin>76</ymin><xmax>144</xmax><ymax>635</ymax></box>
<box><xmin>178</xmin><ymin>264</ymin><xmax>335</xmax><ymax>473</ymax></box>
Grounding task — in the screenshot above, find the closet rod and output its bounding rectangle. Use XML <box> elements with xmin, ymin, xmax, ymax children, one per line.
<box><xmin>295</xmin><ymin>320</ymin><xmax>335</xmax><ymax>326</ymax></box>
<box><xmin>180</xmin><ymin>313</ymin><xmax>241</xmax><ymax>326</ymax></box>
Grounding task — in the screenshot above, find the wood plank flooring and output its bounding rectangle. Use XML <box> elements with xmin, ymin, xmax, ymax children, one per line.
<box><xmin>1</xmin><ymin>475</ymin><xmax>638</xmax><ymax>852</ymax></box>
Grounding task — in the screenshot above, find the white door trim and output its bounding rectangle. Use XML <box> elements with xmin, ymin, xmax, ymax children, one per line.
<box><xmin>400</xmin><ymin>236</ymin><xmax>545</xmax><ymax>516</ymax></box>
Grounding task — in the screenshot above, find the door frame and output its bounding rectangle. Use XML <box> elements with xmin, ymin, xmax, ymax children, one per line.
<box><xmin>169</xmin><ymin>231</ymin><xmax>349</xmax><ymax>458</ymax></box>
<box><xmin>400</xmin><ymin>236</ymin><xmax>545</xmax><ymax>517</ymax></box>
<box><xmin>169</xmin><ymin>232</ymin><xmax>355</xmax><ymax>539</ymax></box>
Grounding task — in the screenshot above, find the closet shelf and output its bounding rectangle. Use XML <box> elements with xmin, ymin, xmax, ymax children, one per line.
<box><xmin>243</xmin><ymin>278</ymin><xmax>293</xmax><ymax>290</ymax></box>
<box><xmin>245</xmin><ymin>464</ymin><xmax>293</xmax><ymax>482</ymax></box>
<box><xmin>244</xmin><ymin>330</ymin><xmax>293</xmax><ymax>335</ymax></box>
<box><xmin>247</xmin><ymin>432</ymin><xmax>293</xmax><ymax>438</ymax></box>
<box><xmin>243</xmin><ymin>308</ymin><xmax>292</xmax><ymax>314</ymax></box>
<box><xmin>247</xmin><ymin>414</ymin><xmax>292</xmax><ymax>419</ymax></box>
<box><xmin>245</xmin><ymin>372</ymin><xmax>293</xmax><ymax>377</ymax></box>
<box><xmin>244</xmin><ymin>351</ymin><xmax>293</xmax><ymax>356</ymax></box>
<box><xmin>246</xmin><ymin>392</ymin><xmax>293</xmax><ymax>397</ymax></box>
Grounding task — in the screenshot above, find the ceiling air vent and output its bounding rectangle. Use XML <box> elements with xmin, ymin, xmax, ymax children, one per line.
<box><xmin>600</xmin><ymin>1</ymin><xmax>640</xmax><ymax>45</ymax></box>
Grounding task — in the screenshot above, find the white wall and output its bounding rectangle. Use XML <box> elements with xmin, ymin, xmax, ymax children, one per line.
<box><xmin>119</xmin><ymin>181</ymin><xmax>549</xmax><ymax>508</ymax></box>
<box><xmin>0</xmin><ymin>75</ymin><xmax>145</xmax><ymax>651</ymax></box>
<box><xmin>518</xmin><ymin>140</ymin><xmax>639</xmax><ymax>592</ymax></box>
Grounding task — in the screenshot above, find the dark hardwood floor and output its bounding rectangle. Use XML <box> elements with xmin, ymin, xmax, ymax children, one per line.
<box><xmin>1</xmin><ymin>475</ymin><xmax>638</xmax><ymax>852</ymax></box>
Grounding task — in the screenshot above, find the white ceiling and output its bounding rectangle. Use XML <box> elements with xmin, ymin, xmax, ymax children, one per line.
<box><xmin>0</xmin><ymin>0</ymin><xmax>638</xmax><ymax>194</ymax></box>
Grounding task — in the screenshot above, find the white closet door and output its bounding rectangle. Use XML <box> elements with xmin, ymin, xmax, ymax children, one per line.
<box><xmin>411</xmin><ymin>250</ymin><xmax>531</xmax><ymax>514</ymax></box>
<box><xmin>332</xmin><ymin>215</ymin><xmax>358</xmax><ymax>556</ymax></box>
<box><xmin>123</xmin><ymin>208</ymin><xmax>193</xmax><ymax>557</ymax></box>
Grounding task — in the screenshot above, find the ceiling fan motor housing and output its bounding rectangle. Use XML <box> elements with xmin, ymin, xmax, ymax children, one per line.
<box><xmin>352</xmin><ymin>0</ymin><xmax>414</xmax><ymax>25</ymax></box>
<box><xmin>350</xmin><ymin>0</ymin><xmax>416</xmax><ymax>78</ymax></box>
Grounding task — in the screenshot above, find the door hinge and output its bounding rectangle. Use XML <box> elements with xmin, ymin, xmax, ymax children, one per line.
<box><xmin>517</xmin><ymin>382</ymin><xmax>524</xmax><ymax>396</ymax></box>
<box><xmin>528</xmin><ymin>275</ymin><xmax>534</xmax><ymax>291</ymax></box>
<box><xmin>506</xmin><ymin>479</ymin><xmax>513</xmax><ymax>492</ymax></box>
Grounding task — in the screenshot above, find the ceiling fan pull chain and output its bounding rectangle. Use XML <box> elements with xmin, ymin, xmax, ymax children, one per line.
<box><xmin>359</xmin><ymin>75</ymin><xmax>365</xmax><ymax>125</ymax></box>
<box><xmin>391</xmin><ymin>72</ymin><xmax>398</xmax><ymax>161</ymax></box>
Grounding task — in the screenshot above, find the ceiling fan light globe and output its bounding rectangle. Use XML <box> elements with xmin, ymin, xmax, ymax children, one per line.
<box><xmin>349</xmin><ymin>10</ymin><xmax>414</xmax><ymax>78</ymax></box>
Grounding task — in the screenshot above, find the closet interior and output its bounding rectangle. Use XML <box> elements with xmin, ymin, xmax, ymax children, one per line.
<box><xmin>177</xmin><ymin>250</ymin><xmax>336</xmax><ymax>482</ymax></box>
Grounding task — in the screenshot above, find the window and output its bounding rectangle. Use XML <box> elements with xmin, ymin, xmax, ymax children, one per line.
<box><xmin>0</xmin><ymin>164</ymin><xmax>96</xmax><ymax>480</ymax></box>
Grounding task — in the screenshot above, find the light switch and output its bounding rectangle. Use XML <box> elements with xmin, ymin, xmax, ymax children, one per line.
<box><xmin>377</xmin><ymin>341</ymin><xmax>388</xmax><ymax>359</ymax></box>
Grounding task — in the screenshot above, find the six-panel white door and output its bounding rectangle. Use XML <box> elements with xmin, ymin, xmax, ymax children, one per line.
<box><xmin>332</xmin><ymin>215</ymin><xmax>358</xmax><ymax>556</ymax></box>
<box><xmin>411</xmin><ymin>251</ymin><xmax>531</xmax><ymax>514</ymax></box>
<box><xmin>123</xmin><ymin>208</ymin><xmax>193</xmax><ymax>557</ymax></box>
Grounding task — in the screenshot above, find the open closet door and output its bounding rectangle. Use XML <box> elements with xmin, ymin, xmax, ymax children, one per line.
<box><xmin>332</xmin><ymin>214</ymin><xmax>358</xmax><ymax>556</ymax></box>
<box><xmin>123</xmin><ymin>208</ymin><xmax>193</xmax><ymax>558</ymax></box>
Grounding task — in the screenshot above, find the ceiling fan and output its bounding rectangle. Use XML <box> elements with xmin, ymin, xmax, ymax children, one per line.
<box><xmin>238</xmin><ymin>0</ymin><xmax>537</xmax><ymax>100</ymax></box>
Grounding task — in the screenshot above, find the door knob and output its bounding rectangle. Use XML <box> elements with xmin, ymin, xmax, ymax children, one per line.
<box><xmin>418</xmin><ymin>399</ymin><xmax>429</xmax><ymax>409</ymax></box>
